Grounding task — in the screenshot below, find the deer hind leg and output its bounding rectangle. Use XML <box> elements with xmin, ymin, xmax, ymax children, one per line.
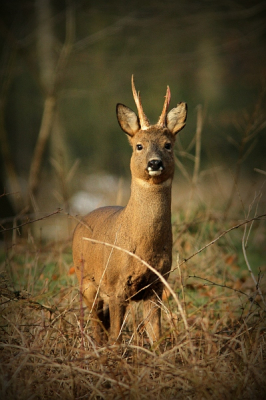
<box><xmin>97</xmin><ymin>300</ymin><xmax>110</xmax><ymax>341</ymax></box>
<box><xmin>143</xmin><ymin>294</ymin><xmax>162</xmax><ymax>345</ymax></box>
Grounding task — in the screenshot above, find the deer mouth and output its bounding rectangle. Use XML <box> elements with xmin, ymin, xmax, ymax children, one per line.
<box><xmin>148</xmin><ymin>168</ymin><xmax>163</xmax><ymax>176</ymax></box>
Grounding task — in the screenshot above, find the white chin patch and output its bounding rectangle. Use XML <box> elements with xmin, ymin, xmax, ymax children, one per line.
<box><xmin>148</xmin><ymin>170</ymin><xmax>162</xmax><ymax>176</ymax></box>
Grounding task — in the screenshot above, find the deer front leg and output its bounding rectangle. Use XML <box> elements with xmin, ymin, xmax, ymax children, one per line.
<box><xmin>81</xmin><ymin>282</ymin><xmax>106</xmax><ymax>344</ymax></box>
<box><xmin>143</xmin><ymin>295</ymin><xmax>162</xmax><ymax>344</ymax></box>
<box><xmin>108</xmin><ymin>297</ymin><xmax>126</xmax><ymax>343</ymax></box>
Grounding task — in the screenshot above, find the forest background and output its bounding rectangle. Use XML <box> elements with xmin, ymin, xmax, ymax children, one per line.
<box><xmin>0</xmin><ymin>0</ymin><xmax>266</xmax><ymax>228</ymax></box>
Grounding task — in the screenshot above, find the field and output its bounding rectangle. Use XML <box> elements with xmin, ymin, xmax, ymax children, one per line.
<box><xmin>1</xmin><ymin>169</ymin><xmax>266</xmax><ymax>400</ymax></box>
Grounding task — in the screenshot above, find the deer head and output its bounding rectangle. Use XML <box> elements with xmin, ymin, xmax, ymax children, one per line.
<box><xmin>116</xmin><ymin>75</ymin><xmax>187</xmax><ymax>184</ymax></box>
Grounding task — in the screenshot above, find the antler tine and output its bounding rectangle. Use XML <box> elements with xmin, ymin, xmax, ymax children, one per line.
<box><xmin>157</xmin><ymin>85</ymin><xmax>171</xmax><ymax>127</ymax></box>
<box><xmin>131</xmin><ymin>75</ymin><xmax>150</xmax><ymax>130</ymax></box>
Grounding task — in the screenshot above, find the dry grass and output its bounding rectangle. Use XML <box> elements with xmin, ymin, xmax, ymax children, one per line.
<box><xmin>1</xmin><ymin>189</ymin><xmax>265</xmax><ymax>399</ymax></box>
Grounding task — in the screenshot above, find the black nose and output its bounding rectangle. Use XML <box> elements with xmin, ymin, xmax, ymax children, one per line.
<box><xmin>147</xmin><ymin>159</ymin><xmax>164</xmax><ymax>171</ymax></box>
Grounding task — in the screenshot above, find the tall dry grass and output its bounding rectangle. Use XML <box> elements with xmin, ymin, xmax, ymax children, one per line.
<box><xmin>1</xmin><ymin>200</ymin><xmax>265</xmax><ymax>399</ymax></box>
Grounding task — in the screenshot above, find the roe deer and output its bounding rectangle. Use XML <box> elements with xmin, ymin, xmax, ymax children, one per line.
<box><xmin>73</xmin><ymin>76</ymin><xmax>187</xmax><ymax>344</ymax></box>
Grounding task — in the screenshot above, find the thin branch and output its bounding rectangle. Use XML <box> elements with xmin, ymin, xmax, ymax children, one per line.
<box><xmin>188</xmin><ymin>274</ymin><xmax>261</xmax><ymax>308</ymax></box>
<box><xmin>179</xmin><ymin>213</ymin><xmax>266</xmax><ymax>266</ymax></box>
<box><xmin>27</xmin><ymin>95</ymin><xmax>56</xmax><ymax>206</ymax></box>
<box><xmin>192</xmin><ymin>105</ymin><xmax>203</xmax><ymax>186</ymax></box>
<box><xmin>174</xmin><ymin>155</ymin><xmax>191</xmax><ymax>183</ymax></box>
<box><xmin>74</xmin><ymin>13</ymin><xmax>135</xmax><ymax>51</ymax></box>
<box><xmin>254</xmin><ymin>168</ymin><xmax>266</xmax><ymax>176</ymax></box>
<box><xmin>242</xmin><ymin>224</ymin><xmax>266</xmax><ymax>307</ymax></box>
<box><xmin>0</xmin><ymin>208</ymin><xmax>62</xmax><ymax>233</ymax></box>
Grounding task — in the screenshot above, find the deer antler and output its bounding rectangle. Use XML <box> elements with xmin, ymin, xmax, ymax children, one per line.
<box><xmin>157</xmin><ymin>85</ymin><xmax>171</xmax><ymax>127</ymax></box>
<box><xmin>131</xmin><ymin>75</ymin><xmax>150</xmax><ymax>130</ymax></box>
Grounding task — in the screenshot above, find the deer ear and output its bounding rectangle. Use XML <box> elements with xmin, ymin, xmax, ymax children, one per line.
<box><xmin>166</xmin><ymin>102</ymin><xmax>187</xmax><ymax>135</ymax></box>
<box><xmin>116</xmin><ymin>104</ymin><xmax>140</xmax><ymax>136</ymax></box>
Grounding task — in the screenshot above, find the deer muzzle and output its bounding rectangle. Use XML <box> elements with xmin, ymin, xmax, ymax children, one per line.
<box><xmin>147</xmin><ymin>159</ymin><xmax>164</xmax><ymax>176</ymax></box>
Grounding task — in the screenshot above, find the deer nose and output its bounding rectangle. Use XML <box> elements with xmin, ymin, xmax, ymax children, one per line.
<box><xmin>147</xmin><ymin>159</ymin><xmax>164</xmax><ymax>171</ymax></box>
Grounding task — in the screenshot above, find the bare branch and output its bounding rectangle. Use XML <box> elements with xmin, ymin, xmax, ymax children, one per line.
<box><xmin>0</xmin><ymin>208</ymin><xmax>62</xmax><ymax>233</ymax></box>
<box><xmin>188</xmin><ymin>274</ymin><xmax>261</xmax><ymax>308</ymax></box>
<box><xmin>192</xmin><ymin>105</ymin><xmax>203</xmax><ymax>186</ymax></box>
<box><xmin>179</xmin><ymin>213</ymin><xmax>266</xmax><ymax>266</ymax></box>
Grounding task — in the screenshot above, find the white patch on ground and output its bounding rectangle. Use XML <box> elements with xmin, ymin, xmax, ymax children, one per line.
<box><xmin>70</xmin><ymin>173</ymin><xmax>123</xmax><ymax>215</ymax></box>
<box><xmin>70</xmin><ymin>191</ymin><xmax>103</xmax><ymax>214</ymax></box>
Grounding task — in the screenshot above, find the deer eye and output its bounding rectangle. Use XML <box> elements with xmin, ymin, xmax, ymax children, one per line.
<box><xmin>136</xmin><ymin>144</ymin><xmax>143</xmax><ymax>151</ymax></box>
<box><xmin>164</xmin><ymin>142</ymin><xmax>171</xmax><ymax>150</ymax></box>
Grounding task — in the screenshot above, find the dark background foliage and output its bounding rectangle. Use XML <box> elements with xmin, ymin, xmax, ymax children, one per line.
<box><xmin>0</xmin><ymin>0</ymin><xmax>266</xmax><ymax>216</ymax></box>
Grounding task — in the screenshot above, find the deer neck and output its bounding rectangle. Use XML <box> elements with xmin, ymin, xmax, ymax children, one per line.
<box><xmin>124</xmin><ymin>177</ymin><xmax>173</xmax><ymax>236</ymax></box>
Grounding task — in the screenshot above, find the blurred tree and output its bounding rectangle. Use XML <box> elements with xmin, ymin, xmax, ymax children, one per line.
<box><xmin>28</xmin><ymin>0</ymin><xmax>74</xmax><ymax>213</ymax></box>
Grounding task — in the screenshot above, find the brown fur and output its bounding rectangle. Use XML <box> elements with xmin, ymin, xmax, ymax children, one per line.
<box><xmin>73</xmin><ymin>77</ymin><xmax>187</xmax><ymax>344</ymax></box>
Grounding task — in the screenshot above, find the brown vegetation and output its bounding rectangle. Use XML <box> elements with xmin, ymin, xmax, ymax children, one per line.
<box><xmin>1</xmin><ymin>178</ymin><xmax>265</xmax><ymax>398</ymax></box>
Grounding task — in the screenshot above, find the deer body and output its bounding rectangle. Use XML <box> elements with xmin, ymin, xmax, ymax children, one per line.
<box><xmin>73</xmin><ymin>77</ymin><xmax>187</xmax><ymax>344</ymax></box>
